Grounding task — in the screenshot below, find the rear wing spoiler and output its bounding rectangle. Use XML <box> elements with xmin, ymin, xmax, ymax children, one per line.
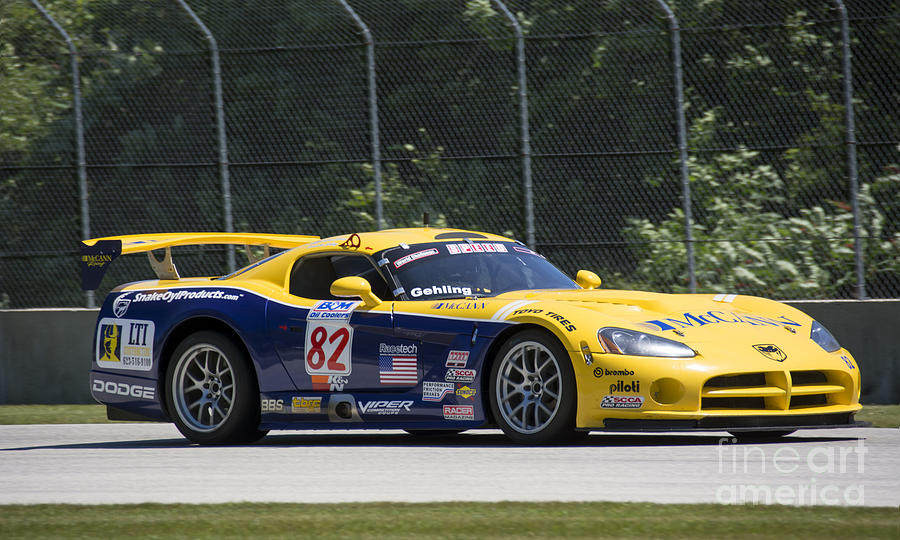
<box><xmin>80</xmin><ymin>232</ymin><xmax>319</xmax><ymax>290</ymax></box>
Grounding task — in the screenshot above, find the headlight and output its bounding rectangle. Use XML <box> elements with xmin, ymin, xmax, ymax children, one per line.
<box><xmin>810</xmin><ymin>321</ymin><xmax>840</xmax><ymax>352</ymax></box>
<box><xmin>597</xmin><ymin>327</ymin><xmax>696</xmax><ymax>358</ymax></box>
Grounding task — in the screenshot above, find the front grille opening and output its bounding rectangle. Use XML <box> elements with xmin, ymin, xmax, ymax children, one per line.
<box><xmin>791</xmin><ymin>394</ymin><xmax>828</xmax><ymax>408</ymax></box>
<box><xmin>702</xmin><ymin>397</ymin><xmax>766</xmax><ymax>409</ymax></box>
<box><xmin>791</xmin><ymin>371</ymin><xmax>827</xmax><ymax>385</ymax></box>
<box><xmin>705</xmin><ymin>373</ymin><xmax>766</xmax><ymax>388</ymax></box>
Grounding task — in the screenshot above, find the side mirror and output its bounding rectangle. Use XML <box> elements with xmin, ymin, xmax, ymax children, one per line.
<box><xmin>576</xmin><ymin>270</ymin><xmax>602</xmax><ymax>290</ymax></box>
<box><xmin>330</xmin><ymin>276</ymin><xmax>382</xmax><ymax>307</ymax></box>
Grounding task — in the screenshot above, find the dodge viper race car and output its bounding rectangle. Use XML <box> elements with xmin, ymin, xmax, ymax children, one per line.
<box><xmin>81</xmin><ymin>228</ymin><xmax>863</xmax><ymax>444</ymax></box>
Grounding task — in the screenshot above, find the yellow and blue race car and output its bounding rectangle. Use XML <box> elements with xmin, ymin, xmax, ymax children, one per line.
<box><xmin>81</xmin><ymin>227</ymin><xmax>862</xmax><ymax>444</ymax></box>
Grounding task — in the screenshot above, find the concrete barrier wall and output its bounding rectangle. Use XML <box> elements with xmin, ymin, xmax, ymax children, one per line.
<box><xmin>786</xmin><ymin>300</ymin><xmax>899</xmax><ymax>405</ymax></box>
<box><xmin>0</xmin><ymin>309</ymin><xmax>99</xmax><ymax>404</ymax></box>
<box><xmin>1</xmin><ymin>301</ymin><xmax>898</xmax><ymax>404</ymax></box>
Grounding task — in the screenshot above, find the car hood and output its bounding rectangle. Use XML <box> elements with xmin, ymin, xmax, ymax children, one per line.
<box><xmin>493</xmin><ymin>288</ymin><xmax>813</xmax><ymax>345</ymax></box>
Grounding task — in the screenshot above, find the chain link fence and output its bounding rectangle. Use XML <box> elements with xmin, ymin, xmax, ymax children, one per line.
<box><xmin>1</xmin><ymin>0</ymin><xmax>898</xmax><ymax>308</ymax></box>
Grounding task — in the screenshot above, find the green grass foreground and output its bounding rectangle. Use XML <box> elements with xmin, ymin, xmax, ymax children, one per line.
<box><xmin>0</xmin><ymin>404</ymin><xmax>111</xmax><ymax>425</ymax></box>
<box><xmin>0</xmin><ymin>502</ymin><xmax>897</xmax><ymax>539</ymax></box>
<box><xmin>856</xmin><ymin>405</ymin><xmax>900</xmax><ymax>428</ymax></box>
<box><xmin>1</xmin><ymin>404</ymin><xmax>899</xmax><ymax>428</ymax></box>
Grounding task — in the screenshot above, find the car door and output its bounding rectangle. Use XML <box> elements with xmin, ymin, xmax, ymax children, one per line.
<box><xmin>381</xmin><ymin>242</ymin><xmax>493</xmax><ymax>415</ymax></box>
<box><xmin>268</xmin><ymin>252</ymin><xmax>400</xmax><ymax>393</ymax></box>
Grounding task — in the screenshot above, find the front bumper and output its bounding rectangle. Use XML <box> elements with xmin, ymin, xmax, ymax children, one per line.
<box><xmin>594</xmin><ymin>411</ymin><xmax>866</xmax><ymax>432</ymax></box>
<box><xmin>573</xmin><ymin>348</ymin><xmax>863</xmax><ymax>430</ymax></box>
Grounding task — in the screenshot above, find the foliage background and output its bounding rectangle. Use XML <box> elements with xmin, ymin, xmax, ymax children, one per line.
<box><xmin>1</xmin><ymin>0</ymin><xmax>898</xmax><ymax>307</ymax></box>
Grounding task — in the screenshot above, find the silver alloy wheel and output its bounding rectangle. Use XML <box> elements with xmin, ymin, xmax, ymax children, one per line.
<box><xmin>172</xmin><ymin>343</ymin><xmax>235</xmax><ymax>433</ymax></box>
<box><xmin>495</xmin><ymin>340</ymin><xmax>563</xmax><ymax>434</ymax></box>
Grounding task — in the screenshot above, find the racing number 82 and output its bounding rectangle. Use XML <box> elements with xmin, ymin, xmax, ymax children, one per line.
<box><xmin>305</xmin><ymin>324</ymin><xmax>352</xmax><ymax>375</ymax></box>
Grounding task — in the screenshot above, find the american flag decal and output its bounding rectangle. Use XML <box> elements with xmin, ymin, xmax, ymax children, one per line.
<box><xmin>379</xmin><ymin>354</ymin><xmax>418</xmax><ymax>385</ymax></box>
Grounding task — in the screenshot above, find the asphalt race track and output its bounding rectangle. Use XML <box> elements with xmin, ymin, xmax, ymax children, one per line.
<box><xmin>1</xmin><ymin>424</ymin><xmax>897</xmax><ymax>507</ymax></box>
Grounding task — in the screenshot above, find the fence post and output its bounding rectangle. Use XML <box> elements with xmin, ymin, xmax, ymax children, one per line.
<box><xmin>337</xmin><ymin>1</ymin><xmax>382</xmax><ymax>230</ymax></box>
<box><xmin>176</xmin><ymin>0</ymin><xmax>235</xmax><ymax>271</ymax></box>
<box><xmin>834</xmin><ymin>1</ymin><xmax>866</xmax><ymax>299</ymax></box>
<box><xmin>492</xmin><ymin>1</ymin><xmax>534</xmax><ymax>248</ymax></box>
<box><xmin>28</xmin><ymin>0</ymin><xmax>94</xmax><ymax>307</ymax></box>
<box><xmin>656</xmin><ymin>0</ymin><xmax>696</xmax><ymax>293</ymax></box>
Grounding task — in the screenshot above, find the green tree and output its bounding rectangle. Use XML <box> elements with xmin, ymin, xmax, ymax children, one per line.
<box><xmin>625</xmin><ymin>111</ymin><xmax>899</xmax><ymax>298</ymax></box>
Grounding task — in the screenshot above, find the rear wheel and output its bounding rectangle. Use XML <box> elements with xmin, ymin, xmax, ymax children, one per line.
<box><xmin>166</xmin><ymin>331</ymin><xmax>267</xmax><ymax>445</ymax></box>
<box><xmin>489</xmin><ymin>329</ymin><xmax>578</xmax><ymax>444</ymax></box>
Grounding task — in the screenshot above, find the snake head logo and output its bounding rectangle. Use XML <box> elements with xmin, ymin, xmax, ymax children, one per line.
<box><xmin>113</xmin><ymin>296</ymin><xmax>131</xmax><ymax>318</ymax></box>
<box><xmin>753</xmin><ymin>344</ymin><xmax>787</xmax><ymax>362</ymax></box>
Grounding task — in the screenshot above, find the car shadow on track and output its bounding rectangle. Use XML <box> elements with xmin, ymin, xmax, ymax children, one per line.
<box><xmin>255</xmin><ymin>430</ymin><xmax>860</xmax><ymax>449</ymax></box>
<box><xmin>0</xmin><ymin>437</ymin><xmax>194</xmax><ymax>451</ymax></box>
<box><xmin>1</xmin><ymin>431</ymin><xmax>863</xmax><ymax>451</ymax></box>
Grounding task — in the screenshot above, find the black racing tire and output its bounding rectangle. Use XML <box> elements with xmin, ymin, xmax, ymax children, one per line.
<box><xmin>165</xmin><ymin>331</ymin><xmax>267</xmax><ymax>445</ymax></box>
<box><xmin>728</xmin><ymin>430</ymin><xmax>796</xmax><ymax>441</ymax></box>
<box><xmin>489</xmin><ymin>329</ymin><xmax>578</xmax><ymax>444</ymax></box>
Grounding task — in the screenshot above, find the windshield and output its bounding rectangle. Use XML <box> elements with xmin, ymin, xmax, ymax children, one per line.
<box><xmin>382</xmin><ymin>241</ymin><xmax>577</xmax><ymax>300</ymax></box>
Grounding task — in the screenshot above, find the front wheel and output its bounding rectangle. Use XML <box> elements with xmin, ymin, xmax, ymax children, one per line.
<box><xmin>166</xmin><ymin>331</ymin><xmax>267</xmax><ymax>445</ymax></box>
<box><xmin>489</xmin><ymin>329</ymin><xmax>578</xmax><ymax>444</ymax></box>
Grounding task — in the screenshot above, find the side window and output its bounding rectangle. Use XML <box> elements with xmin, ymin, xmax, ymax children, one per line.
<box><xmin>289</xmin><ymin>254</ymin><xmax>393</xmax><ymax>300</ymax></box>
<box><xmin>289</xmin><ymin>257</ymin><xmax>338</xmax><ymax>299</ymax></box>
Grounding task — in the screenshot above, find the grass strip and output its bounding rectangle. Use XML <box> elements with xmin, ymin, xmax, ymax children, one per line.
<box><xmin>856</xmin><ymin>404</ymin><xmax>900</xmax><ymax>428</ymax></box>
<box><xmin>0</xmin><ymin>404</ymin><xmax>111</xmax><ymax>425</ymax></box>
<box><xmin>0</xmin><ymin>502</ymin><xmax>897</xmax><ymax>539</ymax></box>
